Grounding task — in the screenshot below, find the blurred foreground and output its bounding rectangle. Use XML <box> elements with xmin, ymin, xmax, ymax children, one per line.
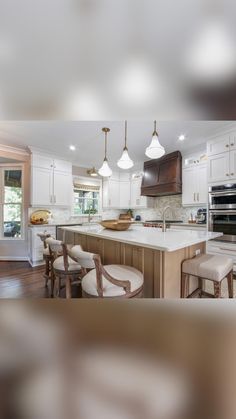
<box><xmin>0</xmin><ymin>300</ymin><xmax>236</xmax><ymax>419</ymax></box>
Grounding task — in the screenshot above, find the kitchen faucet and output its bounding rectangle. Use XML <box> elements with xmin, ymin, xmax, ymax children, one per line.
<box><xmin>162</xmin><ymin>206</ymin><xmax>172</xmax><ymax>232</ymax></box>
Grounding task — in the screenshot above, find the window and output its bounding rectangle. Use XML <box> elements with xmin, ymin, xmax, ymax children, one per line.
<box><xmin>73</xmin><ymin>183</ymin><xmax>100</xmax><ymax>215</ymax></box>
<box><xmin>1</xmin><ymin>167</ymin><xmax>23</xmax><ymax>238</ymax></box>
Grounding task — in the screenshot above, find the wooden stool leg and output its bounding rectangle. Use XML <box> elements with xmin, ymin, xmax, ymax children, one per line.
<box><xmin>45</xmin><ymin>258</ymin><xmax>50</xmax><ymax>287</ymax></box>
<box><xmin>198</xmin><ymin>278</ymin><xmax>203</xmax><ymax>298</ymax></box>
<box><xmin>227</xmin><ymin>270</ymin><xmax>234</xmax><ymax>298</ymax></box>
<box><xmin>66</xmin><ymin>276</ymin><xmax>72</xmax><ymax>299</ymax></box>
<box><xmin>181</xmin><ymin>272</ymin><xmax>188</xmax><ymax>298</ymax></box>
<box><xmin>50</xmin><ymin>265</ymin><xmax>55</xmax><ymax>298</ymax></box>
<box><xmin>214</xmin><ymin>281</ymin><xmax>221</xmax><ymax>298</ymax></box>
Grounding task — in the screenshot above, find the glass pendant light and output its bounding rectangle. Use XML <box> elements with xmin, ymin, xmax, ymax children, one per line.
<box><xmin>98</xmin><ymin>127</ymin><xmax>112</xmax><ymax>177</ymax></box>
<box><xmin>117</xmin><ymin>120</ymin><xmax>134</xmax><ymax>169</ymax></box>
<box><xmin>145</xmin><ymin>120</ymin><xmax>165</xmax><ymax>159</ymax></box>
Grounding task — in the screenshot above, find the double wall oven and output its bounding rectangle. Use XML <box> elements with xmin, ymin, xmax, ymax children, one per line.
<box><xmin>209</xmin><ymin>184</ymin><xmax>236</xmax><ymax>242</ymax></box>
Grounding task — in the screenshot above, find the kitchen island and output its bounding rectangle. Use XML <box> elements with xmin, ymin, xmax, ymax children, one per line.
<box><xmin>58</xmin><ymin>225</ymin><xmax>222</xmax><ymax>298</ymax></box>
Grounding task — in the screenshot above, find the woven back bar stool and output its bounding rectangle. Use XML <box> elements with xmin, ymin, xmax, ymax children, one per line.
<box><xmin>37</xmin><ymin>232</ymin><xmax>54</xmax><ymax>295</ymax></box>
<box><xmin>181</xmin><ymin>254</ymin><xmax>234</xmax><ymax>298</ymax></box>
<box><xmin>69</xmin><ymin>246</ymin><xmax>144</xmax><ymax>298</ymax></box>
<box><xmin>47</xmin><ymin>238</ymin><xmax>82</xmax><ymax>298</ymax></box>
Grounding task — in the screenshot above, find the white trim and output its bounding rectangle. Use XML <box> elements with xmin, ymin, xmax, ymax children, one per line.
<box><xmin>28</xmin><ymin>146</ymin><xmax>73</xmax><ymax>163</ymax></box>
<box><xmin>0</xmin><ymin>144</ymin><xmax>29</xmax><ymax>156</ymax></box>
<box><xmin>0</xmin><ymin>256</ymin><xmax>29</xmax><ymax>261</ymax></box>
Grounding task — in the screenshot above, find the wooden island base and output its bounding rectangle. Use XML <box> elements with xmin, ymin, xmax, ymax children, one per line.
<box><xmin>59</xmin><ymin>229</ymin><xmax>206</xmax><ymax>298</ymax></box>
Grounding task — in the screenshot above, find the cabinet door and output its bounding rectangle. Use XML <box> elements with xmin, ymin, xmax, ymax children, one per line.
<box><xmin>102</xmin><ymin>180</ymin><xmax>109</xmax><ymax>208</ymax></box>
<box><xmin>31</xmin><ymin>153</ymin><xmax>53</xmax><ymax>169</ymax></box>
<box><xmin>53</xmin><ymin>171</ymin><xmax>73</xmax><ymax>206</ymax></box>
<box><xmin>131</xmin><ymin>177</ymin><xmax>147</xmax><ymax>208</ymax></box>
<box><xmin>31</xmin><ymin>167</ymin><xmax>53</xmax><ymax>206</ymax></box>
<box><xmin>229</xmin><ymin>134</ymin><xmax>236</xmax><ymax>151</ymax></box>
<box><xmin>119</xmin><ymin>181</ymin><xmax>131</xmax><ymax>209</ymax></box>
<box><xmin>53</xmin><ymin>159</ymin><xmax>72</xmax><ymax>173</ymax></box>
<box><xmin>109</xmin><ymin>180</ymin><xmax>120</xmax><ymax>208</ymax></box>
<box><xmin>182</xmin><ymin>167</ymin><xmax>196</xmax><ymax>205</ymax></box>
<box><xmin>208</xmin><ymin>153</ymin><xmax>230</xmax><ymax>183</ymax></box>
<box><xmin>207</xmin><ymin>135</ymin><xmax>230</xmax><ymax>156</ymax></box>
<box><xmin>230</xmin><ymin>149</ymin><xmax>236</xmax><ymax>179</ymax></box>
<box><xmin>196</xmin><ymin>164</ymin><xmax>207</xmax><ymax>204</ymax></box>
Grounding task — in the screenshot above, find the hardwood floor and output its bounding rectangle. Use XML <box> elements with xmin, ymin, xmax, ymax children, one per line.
<box><xmin>0</xmin><ymin>261</ymin><xmax>82</xmax><ymax>298</ymax></box>
<box><xmin>0</xmin><ymin>261</ymin><xmax>50</xmax><ymax>298</ymax></box>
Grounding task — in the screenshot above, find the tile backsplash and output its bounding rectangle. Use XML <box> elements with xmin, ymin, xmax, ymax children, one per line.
<box><xmin>133</xmin><ymin>195</ymin><xmax>203</xmax><ymax>222</ymax></box>
<box><xmin>29</xmin><ymin>195</ymin><xmax>204</xmax><ymax>224</ymax></box>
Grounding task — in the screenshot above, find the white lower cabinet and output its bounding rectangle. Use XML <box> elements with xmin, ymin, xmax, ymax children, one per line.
<box><xmin>28</xmin><ymin>226</ymin><xmax>56</xmax><ymax>266</ymax></box>
<box><xmin>182</xmin><ymin>164</ymin><xmax>207</xmax><ymax>206</ymax></box>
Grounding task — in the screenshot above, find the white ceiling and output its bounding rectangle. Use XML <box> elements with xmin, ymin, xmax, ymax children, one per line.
<box><xmin>0</xmin><ymin>120</ymin><xmax>235</xmax><ymax>169</ymax></box>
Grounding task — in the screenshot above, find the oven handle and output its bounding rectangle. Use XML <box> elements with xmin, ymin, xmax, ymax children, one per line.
<box><xmin>209</xmin><ymin>210</ymin><xmax>236</xmax><ymax>214</ymax></box>
<box><xmin>209</xmin><ymin>191</ymin><xmax>236</xmax><ymax>197</ymax></box>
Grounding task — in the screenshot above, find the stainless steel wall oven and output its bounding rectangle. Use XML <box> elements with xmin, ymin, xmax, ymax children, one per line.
<box><xmin>209</xmin><ymin>184</ymin><xmax>236</xmax><ymax>242</ymax></box>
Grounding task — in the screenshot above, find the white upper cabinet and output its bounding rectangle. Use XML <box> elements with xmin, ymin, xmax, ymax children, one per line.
<box><xmin>207</xmin><ymin>133</ymin><xmax>236</xmax><ymax>184</ymax></box>
<box><xmin>207</xmin><ymin>134</ymin><xmax>230</xmax><ymax>156</ymax></box>
<box><xmin>130</xmin><ymin>176</ymin><xmax>150</xmax><ymax>208</ymax></box>
<box><xmin>31</xmin><ymin>167</ymin><xmax>53</xmax><ymax>206</ymax></box>
<box><xmin>198</xmin><ymin>164</ymin><xmax>208</xmax><ymax>203</ymax></box>
<box><xmin>208</xmin><ymin>153</ymin><xmax>230</xmax><ymax>183</ymax></box>
<box><xmin>102</xmin><ymin>172</ymin><xmax>153</xmax><ymax>209</ymax></box>
<box><xmin>102</xmin><ymin>176</ymin><xmax>120</xmax><ymax>209</ymax></box>
<box><xmin>119</xmin><ymin>181</ymin><xmax>131</xmax><ymax>208</ymax></box>
<box><xmin>30</xmin><ymin>151</ymin><xmax>72</xmax><ymax>207</ymax></box>
<box><xmin>182</xmin><ymin>163</ymin><xmax>207</xmax><ymax>206</ymax></box>
<box><xmin>182</xmin><ymin>167</ymin><xmax>197</xmax><ymax>206</ymax></box>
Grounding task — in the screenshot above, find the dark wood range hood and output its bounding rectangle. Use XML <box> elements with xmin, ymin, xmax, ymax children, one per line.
<box><xmin>141</xmin><ymin>151</ymin><xmax>182</xmax><ymax>196</ymax></box>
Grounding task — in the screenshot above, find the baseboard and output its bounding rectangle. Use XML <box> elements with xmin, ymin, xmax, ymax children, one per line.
<box><xmin>0</xmin><ymin>256</ymin><xmax>29</xmax><ymax>262</ymax></box>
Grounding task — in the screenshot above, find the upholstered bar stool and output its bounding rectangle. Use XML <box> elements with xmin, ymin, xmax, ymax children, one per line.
<box><xmin>69</xmin><ymin>246</ymin><xmax>144</xmax><ymax>298</ymax></box>
<box><xmin>37</xmin><ymin>232</ymin><xmax>54</xmax><ymax>295</ymax></box>
<box><xmin>47</xmin><ymin>238</ymin><xmax>82</xmax><ymax>298</ymax></box>
<box><xmin>181</xmin><ymin>254</ymin><xmax>234</xmax><ymax>298</ymax></box>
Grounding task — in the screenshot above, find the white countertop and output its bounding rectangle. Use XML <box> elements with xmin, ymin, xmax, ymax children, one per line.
<box><xmin>61</xmin><ymin>224</ymin><xmax>222</xmax><ymax>252</ymax></box>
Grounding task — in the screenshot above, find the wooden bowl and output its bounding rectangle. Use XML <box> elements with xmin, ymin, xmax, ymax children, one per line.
<box><xmin>100</xmin><ymin>219</ymin><xmax>132</xmax><ymax>231</ymax></box>
<box><xmin>119</xmin><ymin>214</ymin><xmax>132</xmax><ymax>220</ymax></box>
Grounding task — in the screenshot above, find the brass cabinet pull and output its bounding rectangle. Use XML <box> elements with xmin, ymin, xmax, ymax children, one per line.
<box><xmin>226</xmin><ymin>144</ymin><xmax>229</xmax><ymax>147</ymax></box>
<box><xmin>231</xmin><ymin>173</ymin><xmax>234</xmax><ymax>176</ymax></box>
<box><xmin>226</xmin><ymin>173</ymin><xmax>230</xmax><ymax>176</ymax></box>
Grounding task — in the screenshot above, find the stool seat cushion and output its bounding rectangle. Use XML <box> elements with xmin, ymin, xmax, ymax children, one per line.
<box><xmin>82</xmin><ymin>265</ymin><xmax>144</xmax><ymax>297</ymax></box>
<box><xmin>53</xmin><ymin>256</ymin><xmax>81</xmax><ymax>272</ymax></box>
<box><xmin>182</xmin><ymin>254</ymin><xmax>233</xmax><ymax>282</ymax></box>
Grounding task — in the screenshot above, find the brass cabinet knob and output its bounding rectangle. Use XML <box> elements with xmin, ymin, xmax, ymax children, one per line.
<box><xmin>226</xmin><ymin>144</ymin><xmax>229</xmax><ymax>147</ymax></box>
<box><xmin>226</xmin><ymin>173</ymin><xmax>230</xmax><ymax>176</ymax></box>
<box><xmin>231</xmin><ymin>173</ymin><xmax>234</xmax><ymax>176</ymax></box>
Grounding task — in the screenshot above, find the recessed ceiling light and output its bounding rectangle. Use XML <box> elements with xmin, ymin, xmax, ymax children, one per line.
<box><xmin>69</xmin><ymin>145</ymin><xmax>76</xmax><ymax>151</ymax></box>
<box><xmin>178</xmin><ymin>134</ymin><xmax>185</xmax><ymax>141</ymax></box>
